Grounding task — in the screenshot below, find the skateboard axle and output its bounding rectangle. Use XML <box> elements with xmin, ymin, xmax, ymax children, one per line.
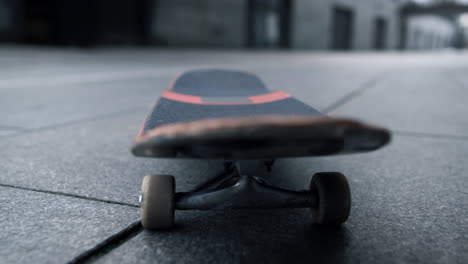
<box><xmin>175</xmin><ymin>162</ymin><xmax>318</xmax><ymax>210</ymax></box>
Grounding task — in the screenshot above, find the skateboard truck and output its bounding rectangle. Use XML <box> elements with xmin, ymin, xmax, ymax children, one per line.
<box><xmin>140</xmin><ymin>160</ymin><xmax>351</xmax><ymax>230</ymax></box>
<box><xmin>175</xmin><ymin>160</ymin><xmax>318</xmax><ymax>210</ymax></box>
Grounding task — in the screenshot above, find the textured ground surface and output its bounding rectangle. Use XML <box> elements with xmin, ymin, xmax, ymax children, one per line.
<box><xmin>0</xmin><ymin>46</ymin><xmax>467</xmax><ymax>264</ymax></box>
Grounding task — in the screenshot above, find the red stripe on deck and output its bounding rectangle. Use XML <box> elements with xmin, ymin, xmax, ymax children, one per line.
<box><xmin>161</xmin><ymin>90</ymin><xmax>203</xmax><ymax>104</ymax></box>
<box><xmin>249</xmin><ymin>91</ymin><xmax>290</xmax><ymax>103</ymax></box>
<box><xmin>138</xmin><ymin>120</ymin><xmax>146</xmax><ymax>136</ymax></box>
<box><xmin>161</xmin><ymin>90</ymin><xmax>290</xmax><ymax>105</ymax></box>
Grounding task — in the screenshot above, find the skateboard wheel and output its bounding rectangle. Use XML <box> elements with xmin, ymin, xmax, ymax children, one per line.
<box><xmin>310</xmin><ymin>172</ymin><xmax>351</xmax><ymax>224</ymax></box>
<box><xmin>140</xmin><ymin>175</ymin><xmax>175</xmax><ymax>230</ymax></box>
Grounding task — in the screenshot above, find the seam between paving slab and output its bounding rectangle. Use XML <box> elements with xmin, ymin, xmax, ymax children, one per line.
<box><xmin>0</xmin><ymin>125</ymin><xmax>28</xmax><ymax>131</ymax></box>
<box><xmin>64</xmin><ymin>171</ymin><xmax>239</xmax><ymax>263</ymax></box>
<box><xmin>441</xmin><ymin>70</ymin><xmax>465</xmax><ymax>90</ymax></box>
<box><xmin>393</xmin><ymin>131</ymin><xmax>468</xmax><ymax>141</ymax></box>
<box><xmin>0</xmin><ymin>107</ymin><xmax>147</xmax><ymax>140</ymax></box>
<box><xmin>68</xmin><ymin>221</ymin><xmax>142</xmax><ymax>264</ymax></box>
<box><xmin>0</xmin><ymin>67</ymin><xmax>180</xmax><ymax>89</ymax></box>
<box><xmin>321</xmin><ymin>73</ymin><xmax>384</xmax><ymax>114</ymax></box>
<box><xmin>0</xmin><ymin>183</ymin><xmax>138</xmax><ymax>208</ymax></box>
<box><xmin>320</xmin><ymin>71</ymin><xmax>468</xmax><ymax>142</ymax></box>
<box><xmin>1</xmin><ymin>86</ymin><xmax>468</xmax><ymax>145</ymax></box>
<box><xmin>1</xmin><ymin>183</ymin><xmax>143</xmax><ymax>263</ymax></box>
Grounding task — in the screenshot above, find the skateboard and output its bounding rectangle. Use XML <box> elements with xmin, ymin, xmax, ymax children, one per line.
<box><xmin>132</xmin><ymin>69</ymin><xmax>391</xmax><ymax>230</ymax></box>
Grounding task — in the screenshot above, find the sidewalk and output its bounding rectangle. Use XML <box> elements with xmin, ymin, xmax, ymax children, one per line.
<box><xmin>0</xmin><ymin>47</ymin><xmax>467</xmax><ymax>263</ymax></box>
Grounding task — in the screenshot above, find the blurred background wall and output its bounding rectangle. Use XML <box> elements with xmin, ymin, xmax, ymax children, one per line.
<box><xmin>150</xmin><ymin>0</ymin><xmax>402</xmax><ymax>50</ymax></box>
<box><xmin>406</xmin><ymin>15</ymin><xmax>455</xmax><ymax>49</ymax></box>
<box><xmin>291</xmin><ymin>0</ymin><xmax>400</xmax><ymax>50</ymax></box>
<box><xmin>0</xmin><ymin>0</ymin><xmax>152</xmax><ymax>46</ymax></box>
<box><xmin>0</xmin><ymin>0</ymin><xmax>466</xmax><ymax>50</ymax></box>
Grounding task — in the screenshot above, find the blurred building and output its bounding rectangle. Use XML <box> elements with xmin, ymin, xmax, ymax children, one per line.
<box><xmin>151</xmin><ymin>0</ymin><xmax>402</xmax><ymax>50</ymax></box>
<box><xmin>0</xmin><ymin>0</ymin><xmax>18</xmax><ymax>41</ymax></box>
<box><xmin>0</xmin><ymin>0</ymin><xmax>465</xmax><ymax>50</ymax></box>
<box><xmin>405</xmin><ymin>15</ymin><xmax>455</xmax><ymax>49</ymax></box>
<box><xmin>0</xmin><ymin>0</ymin><xmax>152</xmax><ymax>45</ymax></box>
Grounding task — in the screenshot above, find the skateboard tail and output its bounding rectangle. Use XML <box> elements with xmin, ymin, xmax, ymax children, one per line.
<box><xmin>132</xmin><ymin>116</ymin><xmax>391</xmax><ymax>159</ymax></box>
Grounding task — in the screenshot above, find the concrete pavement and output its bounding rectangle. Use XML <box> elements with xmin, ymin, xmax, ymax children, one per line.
<box><xmin>0</xmin><ymin>46</ymin><xmax>467</xmax><ymax>263</ymax></box>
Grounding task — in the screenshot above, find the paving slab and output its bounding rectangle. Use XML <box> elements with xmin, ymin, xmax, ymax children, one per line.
<box><xmin>252</xmin><ymin>65</ymin><xmax>384</xmax><ymax>112</ymax></box>
<box><xmin>0</xmin><ymin>51</ymin><xmax>387</xmax><ymax>205</ymax></box>
<box><xmin>0</xmin><ymin>47</ymin><xmax>249</xmax><ymax>78</ymax></box>
<box><xmin>329</xmin><ymin>66</ymin><xmax>468</xmax><ymax>137</ymax></box>
<box><xmin>448</xmin><ymin>69</ymin><xmax>468</xmax><ymax>90</ymax></box>
<box><xmin>0</xmin><ymin>75</ymin><xmax>176</xmax><ymax>130</ymax></box>
<box><xmin>95</xmin><ymin>135</ymin><xmax>468</xmax><ymax>264</ymax></box>
<box><xmin>4</xmin><ymin>48</ymin><xmax>432</xmax><ymax>138</ymax></box>
<box><xmin>0</xmin><ymin>186</ymin><xmax>138</xmax><ymax>264</ymax></box>
<box><xmin>0</xmin><ymin>70</ymin><xmax>328</xmax><ymax>132</ymax></box>
<box><xmin>0</xmin><ymin>54</ymin><xmax>384</xmax><ymax>130</ymax></box>
<box><xmin>0</xmin><ymin>126</ymin><xmax>22</xmax><ymax>136</ymax></box>
<box><xmin>0</xmin><ymin>110</ymin><xmax>228</xmax><ymax>205</ymax></box>
<box><xmin>1</xmin><ymin>49</ymin><xmax>467</xmax><ymax>263</ymax></box>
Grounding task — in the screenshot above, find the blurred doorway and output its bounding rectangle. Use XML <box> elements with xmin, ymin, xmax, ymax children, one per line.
<box><xmin>247</xmin><ymin>0</ymin><xmax>292</xmax><ymax>49</ymax></box>
<box><xmin>22</xmin><ymin>0</ymin><xmax>53</xmax><ymax>44</ymax></box>
<box><xmin>373</xmin><ymin>17</ymin><xmax>387</xmax><ymax>50</ymax></box>
<box><xmin>331</xmin><ymin>6</ymin><xmax>354</xmax><ymax>50</ymax></box>
<box><xmin>21</xmin><ymin>0</ymin><xmax>151</xmax><ymax>46</ymax></box>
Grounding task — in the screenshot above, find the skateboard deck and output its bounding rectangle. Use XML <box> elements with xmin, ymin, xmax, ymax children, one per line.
<box><xmin>132</xmin><ymin>69</ymin><xmax>390</xmax><ymax>159</ymax></box>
